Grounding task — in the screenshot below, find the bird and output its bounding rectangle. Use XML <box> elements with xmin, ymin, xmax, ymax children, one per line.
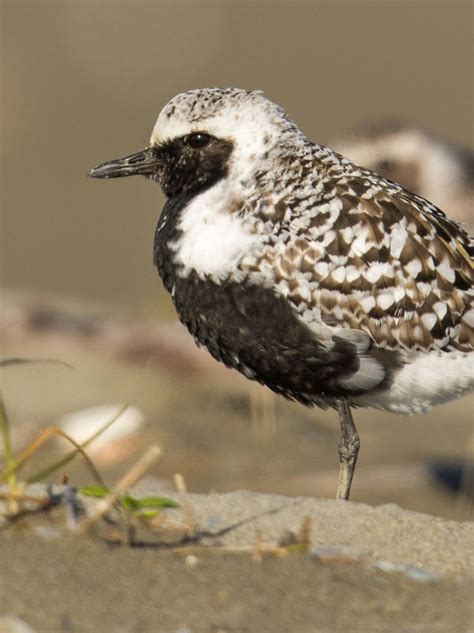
<box><xmin>333</xmin><ymin>119</ymin><xmax>474</xmax><ymax>231</ymax></box>
<box><xmin>90</xmin><ymin>88</ymin><xmax>474</xmax><ymax>501</ymax></box>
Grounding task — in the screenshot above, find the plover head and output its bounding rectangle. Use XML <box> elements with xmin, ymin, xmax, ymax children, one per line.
<box><xmin>89</xmin><ymin>87</ymin><xmax>304</xmax><ymax>198</ymax></box>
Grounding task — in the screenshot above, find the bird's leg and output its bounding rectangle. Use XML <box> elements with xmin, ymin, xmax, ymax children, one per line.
<box><xmin>335</xmin><ymin>399</ymin><xmax>360</xmax><ymax>501</ymax></box>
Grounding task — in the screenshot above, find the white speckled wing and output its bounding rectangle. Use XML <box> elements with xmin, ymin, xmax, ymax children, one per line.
<box><xmin>240</xmin><ymin>146</ymin><xmax>474</xmax><ymax>354</ymax></box>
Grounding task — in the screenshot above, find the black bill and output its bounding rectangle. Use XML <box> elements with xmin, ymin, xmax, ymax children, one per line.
<box><xmin>89</xmin><ymin>148</ymin><xmax>161</xmax><ymax>179</ymax></box>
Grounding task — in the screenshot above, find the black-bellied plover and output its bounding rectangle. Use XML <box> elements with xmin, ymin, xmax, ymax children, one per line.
<box><xmin>90</xmin><ymin>88</ymin><xmax>474</xmax><ymax>500</ymax></box>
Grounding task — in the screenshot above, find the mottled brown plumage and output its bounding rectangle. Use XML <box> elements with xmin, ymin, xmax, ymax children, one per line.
<box><xmin>240</xmin><ymin>175</ymin><xmax>474</xmax><ymax>353</ymax></box>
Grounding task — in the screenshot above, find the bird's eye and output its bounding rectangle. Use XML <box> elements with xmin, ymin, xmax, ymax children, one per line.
<box><xmin>184</xmin><ymin>132</ymin><xmax>212</xmax><ymax>149</ymax></box>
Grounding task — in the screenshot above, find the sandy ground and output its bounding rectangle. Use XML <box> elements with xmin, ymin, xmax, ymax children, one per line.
<box><xmin>1</xmin><ymin>298</ymin><xmax>474</xmax><ymax>632</ymax></box>
<box><xmin>2</xmin><ymin>325</ymin><xmax>473</xmax><ymax>521</ymax></box>
<box><xmin>1</xmin><ymin>487</ymin><xmax>473</xmax><ymax>633</ymax></box>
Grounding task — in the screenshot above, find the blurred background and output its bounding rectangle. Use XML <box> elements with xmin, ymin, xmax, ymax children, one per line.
<box><xmin>1</xmin><ymin>0</ymin><xmax>473</xmax><ymax>519</ymax></box>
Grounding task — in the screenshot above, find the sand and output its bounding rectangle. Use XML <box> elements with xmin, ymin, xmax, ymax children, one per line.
<box><xmin>1</xmin><ymin>487</ymin><xmax>473</xmax><ymax>633</ymax></box>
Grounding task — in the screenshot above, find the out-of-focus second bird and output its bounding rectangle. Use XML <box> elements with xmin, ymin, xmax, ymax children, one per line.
<box><xmin>333</xmin><ymin>120</ymin><xmax>474</xmax><ymax>231</ymax></box>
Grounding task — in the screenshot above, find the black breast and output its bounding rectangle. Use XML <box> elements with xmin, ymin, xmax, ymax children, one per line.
<box><xmin>153</xmin><ymin>197</ymin><xmax>361</xmax><ymax>406</ymax></box>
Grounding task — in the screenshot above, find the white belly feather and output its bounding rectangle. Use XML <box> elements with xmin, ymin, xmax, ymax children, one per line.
<box><xmin>354</xmin><ymin>350</ymin><xmax>474</xmax><ymax>414</ymax></box>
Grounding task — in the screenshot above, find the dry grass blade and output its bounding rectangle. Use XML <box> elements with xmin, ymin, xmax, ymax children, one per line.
<box><xmin>250</xmin><ymin>384</ymin><xmax>277</xmax><ymax>442</ymax></box>
<box><xmin>26</xmin><ymin>403</ymin><xmax>129</xmax><ymax>483</ymax></box>
<box><xmin>0</xmin><ymin>394</ymin><xmax>19</xmax><ymax>514</ymax></box>
<box><xmin>0</xmin><ymin>426</ymin><xmax>108</xmax><ymax>488</ymax></box>
<box><xmin>174</xmin><ymin>473</ymin><xmax>197</xmax><ymax>533</ymax></box>
<box><xmin>0</xmin><ymin>396</ymin><xmax>16</xmax><ymax>485</ymax></box>
<box><xmin>215</xmin><ymin>544</ymin><xmax>288</xmax><ymax>557</ymax></box>
<box><xmin>79</xmin><ymin>444</ymin><xmax>162</xmax><ymax>533</ymax></box>
<box><xmin>0</xmin><ymin>357</ymin><xmax>73</xmax><ymax>369</ymax></box>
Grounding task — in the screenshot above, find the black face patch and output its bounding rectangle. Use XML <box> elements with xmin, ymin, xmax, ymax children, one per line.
<box><xmin>152</xmin><ymin>136</ymin><xmax>234</xmax><ymax>199</ymax></box>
